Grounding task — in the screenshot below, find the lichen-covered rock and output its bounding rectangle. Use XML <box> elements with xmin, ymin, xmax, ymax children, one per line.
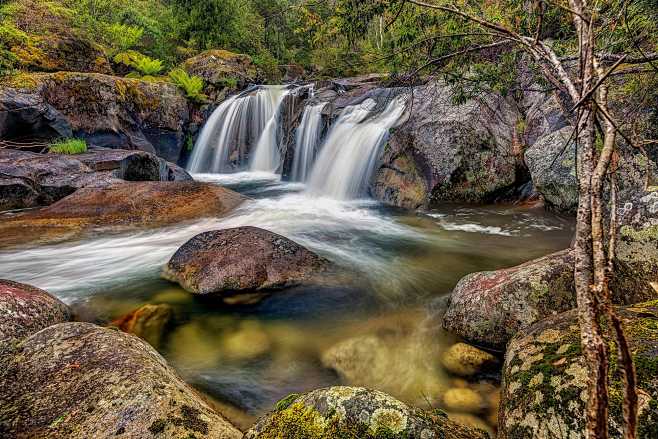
<box><xmin>370</xmin><ymin>80</ymin><xmax>521</xmax><ymax>209</ymax></box>
<box><xmin>245</xmin><ymin>386</ymin><xmax>489</xmax><ymax>439</ymax></box>
<box><xmin>162</xmin><ymin>227</ymin><xmax>334</xmax><ymax>302</ymax></box>
<box><xmin>443</xmin><ymin>250</ymin><xmax>576</xmax><ymax>351</ymax></box>
<box><xmin>0</xmin><ymin>148</ymin><xmax>190</xmax><ymax>212</ymax></box>
<box><xmin>441</xmin><ymin>343</ymin><xmax>498</xmax><ymax>377</ymax></box>
<box><xmin>0</xmin><ymin>72</ymin><xmax>190</xmax><ymax>162</ymax></box>
<box><xmin>524</xmin><ymin>126</ymin><xmax>578</xmax><ymax>213</ymax></box>
<box><xmin>0</xmin><ymin>279</ymin><xmax>71</xmax><ymax>355</ymax></box>
<box><xmin>110</xmin><ymin>304</ymin><xmax>173</xmax><ymax>348</ymax></box>
<box><xmin>499</xmin><ymin>301</ymin><xmax>658</xmax><ymax>439</ymax></box>
<box><xmin>0</xmin><ymin>322</ymin><xmax>242</xmax><ymax>438</ymax></box>
<box><xmin>0</xmin><ymin>182</ymin><xmax>244</xmax><ymax>247</ymax></box>
<box><xmin>614</xmin><ymin>191</ymin><xmax>658</xmax><ymax>301</ymax></box>
<box><xmin>182</xmin><ymin>49</ymin><xmax>260</xmax><ymax>99</ymax></box>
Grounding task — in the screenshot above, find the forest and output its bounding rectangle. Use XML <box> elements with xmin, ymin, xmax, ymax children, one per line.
<box><xmin>0</xmin><ymin>1</ymin><xmax>657</xmax><ymax>439</ymax></box>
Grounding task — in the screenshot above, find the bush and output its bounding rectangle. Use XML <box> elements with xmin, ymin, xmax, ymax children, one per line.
<box><xmin>49</xmin><ymin>138</ymin><xmax>88</xmax><ymax>155</ymax></box>
<box><xmin>168</xmin><ymin>68</ymin><xmax>207</xmax><ymax>102</ymax></box>
<box><xmin>114</xmin><ymin>51</ymin><xmax>164</xmax><ymax>77</ymax></box>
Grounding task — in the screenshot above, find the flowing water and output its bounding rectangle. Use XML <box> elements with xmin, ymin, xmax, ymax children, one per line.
<box><xmin>290</xmin><ymin>104</ymin><xmax>325</xmax><ymax>182</ymax></box>
<box><xmin>0</xmin><ymin>88</ymin><xmax>576</xmax><ymax>432</ymax></box>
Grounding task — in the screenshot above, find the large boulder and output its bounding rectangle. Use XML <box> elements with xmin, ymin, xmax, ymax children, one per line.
<box><xmin>0</xmin><ymin>279</ymin><xmax>71</xmax><ymax>355</ymax></box>
<box><xmin>0</xmin><ymin>72</ymin><xmax>190</xmax><ymax>162</ymax></box>
<box><xmin>182</xmin><ymin>49</ymin><xmax>260</xmax><ymax>99</ymax></box>
<box><xmin>162</xmin><ymin>227</ymin><xmax>334</xmax><ymax>303</ymax></box>
<box><xmin>0</xmin><ymin>148</ymin><xmax>191</xmax><ymax>212</ymax></box>
<box><xmin>2</xmin><ymin>0</ymin><xmax>112</xmax><ymax>74</ymax></box>
<box><xmin>370</xmin><ymin>80</ymin><xmax>522</xmax><ymax>209</ymax></box>
<box><xmin>245</xmin><ymin>386</ymin><xmax>489</xmax><ymax>439</ymax></box>
<box><xmin>499</xmin><ymin>301</ymin><xmax>658</xmax><ymax>439</ymax></box>
<box><xmin>0</xmin><ymin>322</ymin><xmax>241</xmax><ymax>438</ymax></box>
<box><xmin>443</xmin><ymin>250</ymin><xmax>576</xmax><ymax>351</ymax></box>
<box><xmin>0</xmin><ymin>182</ymin><xmax>244</xmax><ymax>247</ymax></box>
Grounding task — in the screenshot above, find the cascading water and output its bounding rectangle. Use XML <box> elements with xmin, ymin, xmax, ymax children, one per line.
<box><xmin>249</xmin><ymin>87</ymin><xmax>291</xmax><ymax>172</ymax></box>
<box><xmin>187</xmin><ymin>86</ymin><xmax>288</xmax><ymax>173</ymax></box>
<box><xmin>306</xmin><ymin>96</ymin><xmax>408</xmax><ymax>199</ymax></box>
<box><xmin>290</xmin><ymin>103</ymin><xmax>325</xmax><ymax>182</ymax></box>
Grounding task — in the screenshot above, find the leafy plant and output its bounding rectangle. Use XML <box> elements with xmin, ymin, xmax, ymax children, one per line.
<box><xmin>49</xmin><ymin>138</ymin><xmax>88</xmax><ymax>155</ymax></box>
<box><xmin>104</xmin><ymin>23</ymin><xmax>144</xmax><ymax>54</ymax></box>
<box><xmin>113</xmin><ymin>51</ymin><xmax>164</xmax><ymax>77</ymax></box>
<box><xmin>168</xmin><ymin>68</ymin><xmax>207</xmax><ymax>102</ymax></box>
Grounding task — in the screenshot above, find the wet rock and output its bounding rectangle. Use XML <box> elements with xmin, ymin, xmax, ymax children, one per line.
<box><xmin>0</xmin><ymin>279</ymin><xmax>71</xmax><ymax>355</ymax></box>
<box><xmin>0</xmin><ymin>181</ymin><xmax>244</xmax><ymax>247</ymax></box>
<box><xmin>76</xmin><ymin>148</ymin><xmax>192</xmax><ymax>182</ymax></box>
<box><xmin>499</xmin><ymin>301</ymin><xmax>658</xmax><ymax>439</ymax></box>
<box><xmin>222</xmin><ymin>320</ymin><xmax>272</xmax><ymax>361</ymax></box>
<box><xmin>162</xmin><ymin>227</ymin><xmax>334</xmax><ymax>303</ymax></box>
<box><xmin>447</xmin><ymin>413</ymin><xmax>494</xmax><ymax>438</ymax></box>
<box><xmin>442</xmin><ymin>388</ymin><xmax>484</xmax><ymax>414</ymax></box>
<box><xmin>0</xmin><ymin>322</ymin><xmax>241</xmax><ymax>438</ymax></box>
<box><xmin>245</xmin><ymin>386</ymin><xmax>489</xmax><ymax>439</ymax></box>
<box><xmin>441</xmin><ymin>343</ymin><xmax>498</xmax><ymax>377</ymax></box>
<box><xmin>443</xmin><ymin>250</ymin><xmax>576</xmax><ymax>351</ymax></box>
<box><xmin>0</xmin><ymin>72</ymin><xmax>190</xmax><ymax>162</ymax></box>
<box><xmin>111</xmin><ymin>304</ymin><xmax>173</xmax><ymax>348</ymax></box>
<box><xmin>524</xmin><ymin>126</ymin><xmax>578</xmax><ymax>213</ymax></box>
<box><xmin>370</xmin><ymin>80</ymin><xmax>521</xmax><ymax>209</ymax></box>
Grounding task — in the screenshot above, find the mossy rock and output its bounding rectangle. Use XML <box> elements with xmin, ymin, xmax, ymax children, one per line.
<box><xmin>182</xmin><ymin>49</ymin><xmax>260</xmax><ymax>94</ymax></box>
<box><xmin>499</xmin><ymin>301</ymin><xmax>658</xmax><ymax>438</ymax></box>
<box><xmin>245</xmin><ymin>386</ymin><xmax>490</xmax><ymax>439</ymax></box>
<box><xmin>0</xmin><ymin>322</ymin><xmax>241</xmax><ymax>438</ymax></box>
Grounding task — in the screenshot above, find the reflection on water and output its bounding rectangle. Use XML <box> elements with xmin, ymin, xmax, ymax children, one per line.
<box><xmin>0</xmin><ymin>172</ymin><xmax>574</xmax><ymax>432</ymax></box>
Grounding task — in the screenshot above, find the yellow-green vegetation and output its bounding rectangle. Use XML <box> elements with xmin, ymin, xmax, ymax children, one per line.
<box><xmin>114</xmin><ymin>51</ymin><xmax>164</xmax><ymax>78</ymax></box>
<box><xmin>168</xmin><ymin>68</ymin><xmax>206</xmax><ymax>102</ymax></box>
<box><xmin>49</xmin><ymin>138</ymin><xmax>87</xmax><ymax>155</ymax></box>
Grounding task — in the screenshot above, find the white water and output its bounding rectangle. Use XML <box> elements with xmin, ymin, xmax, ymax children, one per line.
<box><xmin>249</xmin><ymin>87</ymin><xmax>291</xmax><ymax>172</ymax></box>
<box><xmin>290</xmin><ymin>104</ymin><xmax>325</xmax><ymax>182</ymax></box>
<box><xmin>307</xmin><ymin>96</ymin><xmax>408</xmax><ymax>199</ymax></box>
<box><xmin>187</xmin><ymin>86</ymin><xmax>288</xmax><ymax>173</ymax></box>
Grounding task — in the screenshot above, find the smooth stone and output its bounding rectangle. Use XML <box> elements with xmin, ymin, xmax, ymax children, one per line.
<box><xmin>442</xmin><ymin>388</ymin><xmax>485</xmax><ymax>414</ymax></box>
<box><xmin>441</xmin><ymin>342</ymin><xmax>498</xmax><ymax>377</ymax></box>
<box><xmin>110</xmin><ymin>303</ymin><xmax>173</xmax><ymax>348</ymax></box>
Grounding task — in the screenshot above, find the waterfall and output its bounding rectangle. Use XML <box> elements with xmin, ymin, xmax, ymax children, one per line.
<box><xmin>249</xmin><ymin>87</ymin><xmax>291</xmax><ymax>172</ymax></box>
<box><xmin>187</xmin><ymin>86</ymin><xmax>288</xmax><ymax>173</ymax></box>
<box><xmin>306</xmin><ymin>96</ymin><xmax>407</xmax><ymax>200</ymax></box>
<box><xmin>290</xmin><ymin>103</ymin><xmax>325</xmax><ymax>182</ymax></box>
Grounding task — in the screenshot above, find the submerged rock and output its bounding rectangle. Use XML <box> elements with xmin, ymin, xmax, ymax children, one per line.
<box><xmin>245</xmin><ymin>386</ymin><xmax>489</xmax><ymax>439</ymax></box>
<box><xmin>162</xmin><ymin>227</ymin><xmax>334</xmax><ymax>303</ymax></box>
<box><xmin>442</xmin><ymin>388</ymin><xmax>484</xmax><ymax>414</ymax></box>
<box><xmin>499</xmin><ymin>301</ymin><xmax>658</xmax><ymax>439</ymax></box>
<box><xmin>441</xmin><ymin>343</ymin><xmax>498</xmax><ymax>377</ymax></box>
<box><xmin>0</xmin><ymin>322</ymin><xmax>241</xmax><ymax>438</ymax></box>
<box><xmin>111</xmin><ymin>304</ymin><xmax>174</xmax><ymax>348</ymax></box>
<box><xmin>443</xmin><ymin>250</ymin><xmax>576</xmax><ymax>351</ymax></box>
<box><xmin>0</xmin><ymin>279</ymin><xmax>71</xmax><ymax>355</ymax></box>
<box><xmin>0</xmin><ymin>148</ymin><xmax>190</xmax><ymax>212</ymax></box>
<box><xmin>0</xmin><ymin>182</ymin><xmax>244</xmax><ymax>247</ymax></box>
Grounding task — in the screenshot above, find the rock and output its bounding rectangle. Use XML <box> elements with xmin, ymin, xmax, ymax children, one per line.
<box><xmin>441</xmin><ymin>343</ymin><xmax>498</xmax><ymax>377</ymax></box>
<box><xmin>0</xmin><ymin>181</ymin><xmax>244</xmax><ymax>247</ymax></box>
<box><xmin>245</xmin><ymin>386</ymin><xmax>489</xmax><ymax>439</ymax></box>
<box><xmin>447</xmin><ymin>413</ymin><xmax>494</xmax><ymax>438</ymax></box>
<box><xmin>524</xmin><ymin>126</ymin><xmax>578</xmax><ymax>212</ymax></box>
<box><xmin>162</xmin><ymin>227</ymin><xmax>334</xmax><ymax>302</ymax></box>
<box><xmin>442</xmin><ymin>388</ymin><xmax>484</xmax><ymax>414</ymax></box>
<box><xmin>0</xmin><ymin>279</ymin><xmax>71</xmax><ymax>355</ymax></box>
<box><xmin>499</xmin><ymin>301</ymin><xmax>658</xmax><ymax>439</ymax></box>
<box><xmin>0</xmin><ymin>322</ymin><xmax>241</xmax><ymax>438</ymax></box>
<box><xmin>0</xmin><ymin>72</ymin><xmax>190</xmax><ymax>162</ymax></box>
<box><xmin>614</xmin><ymin>191</ymin><xmax>658</xmax><ymax>301</ymax></box>
<box><xmin>3</xmin><ymin>0</ymin><xmax>112</xmax><ymax>74</ymax></box>
<box><xmin>182</xmin><ymin>49</ymin><xmax>260</xmax><ymax>98</ymax></box>
<box><xmin>321</xmin><ymin>335</ymin><xmax>390</xmax><ymax>385</ymax></box>
<box><xmin>222</xmin><ymin>320</ymin><xmax>272</xmax><ymax>361</ymax></box>
<box><xmin>0</xmin><ymin>148</ymin><xmax>191</xmax><ymax>212</ymax></box>
<box><xmin>111</xmin><ymin>304</ymin><xmax>173</xmax><ymax>348</ymax></box>
<box><xmin>443</xmin><ymin>250</ymin><xmax>576</xmax><ymax>351</ymax></box>
<box><xmin>370</xmin><ymin>80</ymin><xmax>522</xmax><ymax>209</ymax></box>
<box><xmin>167</xmin><ymin>321</ymin><xmax>224</xmax><ymax>370</ymax></box>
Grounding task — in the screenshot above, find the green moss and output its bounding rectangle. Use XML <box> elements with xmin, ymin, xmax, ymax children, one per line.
<box><xmin>275</xmin><ymin>393</ymin><xmax>300</xmax><ymax>411</ymax></box>
<box><xmin>620</xmin><ymin>224</ymin><xmax>658</xmax><ymax>243</ymax></box>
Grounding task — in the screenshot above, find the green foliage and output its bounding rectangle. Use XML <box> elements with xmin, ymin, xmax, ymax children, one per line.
<box><xmin>49</xmin><ymin>138</ymin><xmax>88</xmax><ymax>155</ymax></box>
<box><xmin>114</xmin><ymin>50</ymin><xmax>163</xmax><ymax>76</ymax></box>
<box><xmin>168</xmin><ymin>68</ymin><xmax>206</xmax><ymax>102</ymax></box>
<box><xmin>104</xmin><ymin>23</ymin><xmax>144</xmax><ymax>54</ymax></box>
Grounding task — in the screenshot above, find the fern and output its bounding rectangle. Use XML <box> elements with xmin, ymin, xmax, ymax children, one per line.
<box><xmin>113</xmin><ymin>51</ymin><xmax>163</xmax><ymax>77</ymax></box>
<box><xmin>169</xmin><ymin>68</ymin><xmax>207</xmax><ymax>102</ymax></box>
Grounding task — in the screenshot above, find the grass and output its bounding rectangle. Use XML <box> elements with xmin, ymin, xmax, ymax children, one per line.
<box><xmin>49</xmin><ymin>138</ymin><xmax>87</xmax><ymax>154</ymax></box>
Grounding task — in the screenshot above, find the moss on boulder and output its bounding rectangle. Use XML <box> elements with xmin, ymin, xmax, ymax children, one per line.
<box><xmin>499</xmin><ymin>301</ymin><xmax>658</xmax><ymax>438</ymax></box>
<box><xmin>245</xmin><ymin>386</ymin><xmax>489</xmax><ymax>439</ymax></box>
<box><xmin>182</xmin><ymin>49</ymin><xmax>260</xmax><ymax>99</ymax></box>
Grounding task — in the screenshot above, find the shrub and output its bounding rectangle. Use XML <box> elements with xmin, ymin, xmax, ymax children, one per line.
<box><xmin>169</xmin><ymin>68</ymin><xmax>207</xmax><ymax>102</ymax></box>
<box><xmin>49</xmin><ymin>138</ymin><xmax>88</xmax><ymax>155</ymax></box>
<box><xmin>104</xmin><ymin>23</ymin><xmax>144</xmax><ymax>54</ymax></box>
<box><xmin>114</xmin><ymin>51</ymin><xmax>164</xmax><ymax>77</ymax></box>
